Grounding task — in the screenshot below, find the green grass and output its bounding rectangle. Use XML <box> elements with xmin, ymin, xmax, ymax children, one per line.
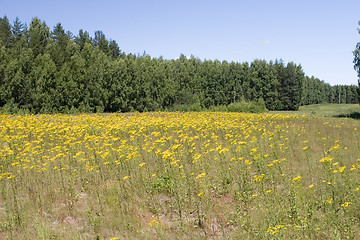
<box><xmin>298</xmin><ymin>104</ymin><xmax>360</xmax><ymax>118</ymax></box>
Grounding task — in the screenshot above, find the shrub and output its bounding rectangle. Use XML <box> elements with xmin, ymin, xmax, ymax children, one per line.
<box><xmin>189</xmin><ymin>103</ymin><xmax>203</xmax><ymax>112</ymax></box>
<box><xmin>208</xmin><ymin>105</ymin><xmax>228</xmax><ymax>112</ymax></box>
<box><xmin>227</xmin><ymin>99</ymin><xmax>268</xmax><ymax>113</ymax></box>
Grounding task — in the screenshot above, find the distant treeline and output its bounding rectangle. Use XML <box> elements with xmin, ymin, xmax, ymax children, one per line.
<box><xmin>0</xmin><ymin>16</ymin><xmax>358</xmax><ymax>113</ymax></box>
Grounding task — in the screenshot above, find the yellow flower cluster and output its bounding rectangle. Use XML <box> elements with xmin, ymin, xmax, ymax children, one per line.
<box><xmin>267</xmin><ymin>224</ymin><xmax>287</xmax><ymax>235</ymax></box>
<box><xmin>148</xmin><ymin>215</ymin><xmax>161</xmax><ymax>227</ymax></box>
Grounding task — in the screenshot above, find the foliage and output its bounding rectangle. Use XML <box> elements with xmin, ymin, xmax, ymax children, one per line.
<box><xmin>227</xmin><ymin>99</ymin><xmax>268</xmax><ymax>113</ymax></box>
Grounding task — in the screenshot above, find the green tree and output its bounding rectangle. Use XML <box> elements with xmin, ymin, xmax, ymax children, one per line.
<box><xmin>0</xmin><ymin>16</ymin><xmax>12</xmax><ymax>48</ymax></box>
<box><xmin>10</xmin><ymin>17</ymin><xmax>27</xmax><ymax>47</ymax></box>
<box><xmin>48</xmin><ymin>23</ymin><xmax>70</xmax><ymax>69</ymax></box>
<box><xmin>1</xmin><ymin>48</ymin><xmax>33</xmax><ymax>110</ymax></box>
<box><xmin>0</xmin><ymin>41</ymin><xmax>7</xmax><ymax>106</ymax></box>
<box><xmin>354</xmin><ymin>21</ymin><xmax>360</xmax><ymax>103</ymax></box>
<box><xmin>278</xmin><ymin>62</ymin><xmax>304</xmax><ymax>110</ymax></box>
<box><xmin>249</xmin><ymin>60</ymin><xmax>278</xmax><ymax>110</ymax></box>
<box><xmin>28</xmin><ymin>17</ymin><xmax>50</xmax><ymax>57</ymax></box>
<box><xmin>274</xmin><ymin>59</ymin><xmax>286</xmax><ymax>109</ymax></box>
<box><xmin>29</xmin><ymin>53</ymin><xmax>57</xmax><ymax>113</ymax></box>
<box><xmin>108</xmin><ymin>40</ymin><xmax>121</xmax><ymax>59</ymax></box>
<box><xmin>75</xmin><ymin>29</ymin><xmax>92</xmax><ymax>51</ymax></box>
<box><xmin>94</xmin><ymin>30</ymin><xmax>109</xmax><ymax>55</ymax></box>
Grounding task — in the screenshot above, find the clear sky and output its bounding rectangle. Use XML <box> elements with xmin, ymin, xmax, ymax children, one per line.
<box><xmin>1</xmin><ymin>0</ymin><xmax>359</xmax><ymax>85</ymax></box>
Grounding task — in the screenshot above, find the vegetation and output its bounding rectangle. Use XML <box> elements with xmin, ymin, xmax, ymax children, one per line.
<box><xmin>172</xmin><ymin>99</ymin><xmax>268</xmax><ymax>113</ymax></box>
<box><xmin>354</xmin><ymin>21</ymin><xmax>360</xmax><ymax>103</ymax></box>
<box><xmin>0</xmin><ymin>112</ymin><xmax>359</xmax><ymax>239</ymax></box>
<box><xmin>298</xmin><ymin>104</ymin><xmax>360</xmax><ymax>118</ymax></box>
<box><xmin>0</xmin><ymin>16</ymin><xmax>358</xmax><ymax>114</ymax></box>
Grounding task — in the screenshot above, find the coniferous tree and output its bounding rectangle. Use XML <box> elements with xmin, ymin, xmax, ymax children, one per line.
<box><xmin>108</xmin><ymin>40</ymin><xmax>121</xmax><ymax>59</ymax></box>
<box><xmin>0</xmin><ymin>16</ymin><xmax>11</xmax><ymax>48</ymax></box>
<box><xmin>279</xmin><ymin>62</ymin><xmax>303</xmax><ymax>110</ymax></box>
<box><xmin>49</xmin><ymin>23</ymin><xmax>70</xmax><ymax>69</ymax></box>
<box><xmin>11</xmin><ymin>17</ymin><xmax>27</xmax><ymax>45</ymax></box>
<box><xmin>75</xmin><ymin>29</ymin><xmax>92</xmax><ymax>51</ymax></box>
<box><xmin>94</xmin><ymin>30</ymin><xmax>109</xmax><ymax>55</ymax></box>
<box><xmin>274</xmin><ymin>59</ymin><xmax>286</xmax><ymax>109</ymax></box>
<box><xmin>28</xmin><ymin>17</ymin><xmax>50</xmax><ymax>57</ymax></box>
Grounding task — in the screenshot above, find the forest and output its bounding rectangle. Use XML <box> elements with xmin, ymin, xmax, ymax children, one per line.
<box><xmin>0</xmin><ymin>16</ymin><xmax>358</xmax><ymax>113</ymax></box>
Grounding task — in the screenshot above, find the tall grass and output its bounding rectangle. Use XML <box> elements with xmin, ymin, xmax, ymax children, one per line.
<box><xmin>0</xmin><ymin>112</ymin><xmax>359</xmax><ymax>239</ymax></box>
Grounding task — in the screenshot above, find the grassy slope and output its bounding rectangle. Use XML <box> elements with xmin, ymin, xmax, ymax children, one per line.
<box><xmin>298</xmin><ymin>104</ymin><xmax>360</xmax><ymax>118</ymax></box>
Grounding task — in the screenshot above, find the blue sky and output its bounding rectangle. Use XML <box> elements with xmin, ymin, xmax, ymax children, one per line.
<box><xmin>1</xmin><ymin>0</ymin><xmax>359</xmax><ymax>85</ymax></box>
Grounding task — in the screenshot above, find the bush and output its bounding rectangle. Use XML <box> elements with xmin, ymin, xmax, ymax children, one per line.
<box><xmin>189</xmin><ymin>103</ymin><xmax>202</xmax><ymax>112</ymax></box>
<box><xmin>169</xmin><ymin>104</ymin><xmax>189</xmax><ymax>112</ymax></box>
<box><xmin>227</xmin><ymin>99</ymin><xmax>268</xmax><ymax>113</ymax></box>
<box><xmin>169</xmin><ymin>103</ymin><xmax>203</xmax><ymax>112</ymax></box>
<box><xmin>208</xmin><ymin>105</ymin><xmax>228</xmax><ymax>112</ymax></box>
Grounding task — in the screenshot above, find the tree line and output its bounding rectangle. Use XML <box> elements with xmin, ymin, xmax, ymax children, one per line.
<box><xmin>0</xmin><ymin>16</ymin><xmax>358</xmax><ymax>113</ymax></box>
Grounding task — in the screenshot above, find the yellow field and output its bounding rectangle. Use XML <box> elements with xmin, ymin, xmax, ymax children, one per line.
<box><xmin>0</xmin><ymin>112</ymin><xmax>359</xmax><ymax>239</ymax></box>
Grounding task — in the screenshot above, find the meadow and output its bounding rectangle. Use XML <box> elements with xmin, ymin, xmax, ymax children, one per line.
<box><xmin>298</xmin><ymin>104</ymin><xmax>360</xmax><ymax>118</ymax></box>
<box><xmin>0</xmin><ymin>111</ymin><xmax>359</xmax><ymax>239</ymax></box>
